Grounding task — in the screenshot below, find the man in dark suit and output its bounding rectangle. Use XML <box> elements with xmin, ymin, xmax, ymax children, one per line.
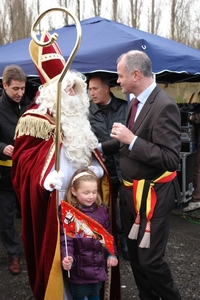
<box><xmin>101</xmin><ymin>50</ymin><xmax>182</xmax><ymax>300</ymax></box>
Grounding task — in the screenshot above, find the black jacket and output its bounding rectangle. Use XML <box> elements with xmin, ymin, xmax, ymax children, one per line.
<box><xmin>89</xmin><ymin>92</ymin><xmax>128</xmax><ymax>183</ymax></box>
<box><xmin>0</xmin><ymin>90</ymin><xmax>32</xmax><ymax>189</ymax></box>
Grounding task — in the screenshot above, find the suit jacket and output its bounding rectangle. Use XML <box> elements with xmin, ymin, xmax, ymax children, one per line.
<box><xmin>102</xmin><ymin>85</ymin><xmax>181</xmax><ymax>215</ymax></box>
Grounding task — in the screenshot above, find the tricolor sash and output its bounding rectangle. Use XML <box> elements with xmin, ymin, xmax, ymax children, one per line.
<box><xmin>123</xmin><ymin>171</ymin><xmax>177</xmax><ymax>248</ymax></box>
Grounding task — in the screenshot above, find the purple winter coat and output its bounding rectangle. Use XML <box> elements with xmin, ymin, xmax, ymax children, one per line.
<box><xmin>60</xmin><ymin>202</ymin><xmax>117</xmax><ymax>284</ymax></box>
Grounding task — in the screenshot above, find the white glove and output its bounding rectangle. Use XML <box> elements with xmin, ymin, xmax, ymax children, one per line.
<box><xmin>43</xmin><ymin>170</ymin><xmax>64</xmax><ymax>191</ymax></box>
<box><xmin>88</xmin><ymin>164</ymin><xmax>104</xmax><ymax>178</ymax></box>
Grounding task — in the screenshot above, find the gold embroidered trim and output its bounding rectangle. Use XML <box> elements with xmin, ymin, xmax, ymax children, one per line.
<box><xmin>40</xmin><ymin>141</ymin><xmax>56</xmax><ymax>185</ymax></box>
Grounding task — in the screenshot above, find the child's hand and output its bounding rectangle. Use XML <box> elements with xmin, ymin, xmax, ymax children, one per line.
<box><xmin>62</xmin><ymin>256</ymin><xmax>73</xmax><ymax>271</ymax></box>
<box><xmin>107</xmin><ymin>256</ymin><xmax>118</xmax><ymax>267</ymax></box>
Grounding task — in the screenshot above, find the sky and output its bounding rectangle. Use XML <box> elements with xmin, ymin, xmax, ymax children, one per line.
<box><xmin>30</xmin><ymin>0</ymin><xmax>199</xmax><ymax>40</ymax></box>
<box><xmin>31</xmin><ymin>0</ymin><xmax>169</xmax><ymax>37</ymax></box>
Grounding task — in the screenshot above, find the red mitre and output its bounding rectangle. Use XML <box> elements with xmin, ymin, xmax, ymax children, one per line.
<box><xmin>29</xmin><ymin>31</ymin><xmax>65</xmax><ymax>85</ymax></box>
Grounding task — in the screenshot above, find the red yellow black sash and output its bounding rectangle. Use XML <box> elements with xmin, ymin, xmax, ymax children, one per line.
<box><xmin>123</xmin><ymin>171</ymin><xmax>177</xmax><ymax>248</ymax></box>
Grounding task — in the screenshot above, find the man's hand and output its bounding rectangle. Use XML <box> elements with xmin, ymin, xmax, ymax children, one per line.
<box><xmin>110</xmin><ymin>122</ymin><xmax>135</xmax><ymax>144</ymax></box>
<box><xmin>3</xmin><ymin>145</ymin><xmax>14</xmax><ymax>157</ymax></box>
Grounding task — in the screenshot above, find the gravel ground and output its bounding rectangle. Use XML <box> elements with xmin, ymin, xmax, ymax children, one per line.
<box><xmin>0</xmin><ymin>208</ymin><xmax>200</xmax><ymax>300</ymax></box>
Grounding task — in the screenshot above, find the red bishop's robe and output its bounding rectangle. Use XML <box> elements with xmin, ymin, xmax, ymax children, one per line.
<box><xmin>12</xmin><ymin>105</ymin><xmax>121</xmax><ymax>300</ymax></box>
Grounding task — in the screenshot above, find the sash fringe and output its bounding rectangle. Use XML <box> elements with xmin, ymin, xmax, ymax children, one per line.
<box><xmin>123</xmin><ymin>171</ymin><xmax>176</xmax><ymax>249</ymax></box>
<box><xmin>139</xmin><ymin>221</ymin><xmax>151</xmax><ymax>248</ymax></box>
<box><xmin>128</xmin><ymin>214</ymin><xmax>140</xmax><ymax>240</ymax></box>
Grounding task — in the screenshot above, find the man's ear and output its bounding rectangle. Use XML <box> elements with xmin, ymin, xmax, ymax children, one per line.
<box><xmin>3</xmin><ymin>82</ymin><xmax>7</xmax><ymax>89</ymax></box>
<box><xmin>131</xmin><ymin>69</ymin><xmax>140</xmax><ymax>81</ymax></box>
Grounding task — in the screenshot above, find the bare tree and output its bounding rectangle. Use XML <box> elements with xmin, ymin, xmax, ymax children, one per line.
<box><xmin>56</xmin><ymin>0</ymin><xmax>80</xmax><ymax>25</ymax></box>
<box><xmin>77</xmin><ymin>0</ymin><xmax>81</xmax><ymax>20</ymax></box>
<box><xmin>129</xmin><ymin>0</ymin><xmax>143</xmax><ymax>29</ymax></box>
<box><xmin>150</xmin><ymin>0</ymin><xmax>162</xmax><ymax>34</ymax></box>
<box><xmin>35</xmin><ymin>0</ymin><xmax>42</xmax><ymax>33</ymax></box>
<box><xmin>170</xmin><ymin>0</ymin><xmax>196</xmax><ymax>45</ymax></box>
<box><xmin>0</xmin><ymin>0</ymin><xmax>200</xmax><ymax>51</ymax></box>
<box><xmin>0</xmin><ymin>0</ymin><xmax>35</xmax><ymax>43</ymax></box>
<box><xmin>130</xmin><ymin>0</ymin><xmax>137</xmax><ymax>28</ymax></box>
<box><xmin>171</xmin><ymin>0</ymin><xmax>175</xmax><ymax>40</ymax></box>
<box><xmin>112</xmin><ymin>0</ymin><xmax>118</xmax><ymax>21</ymax></box>
<box><xmin>145</xmin><ymin>0</ymin><xmax>164</xmax><ymax>35</ymax></box>
<box><xmin>92</xmin><ymin>0</ymin><xmax>101</xmax><ymax>16</ymax></box>
<box><xmin>151</xmin><ymin>0</ymin><xmax>155</xmax><ymax>34</ymax></box>
<box><xmin>0</xmin><ymin>4</ymin><xmax>9</xmax><ymax>44</ymax></box>
<box><xmin>192</xmin><ymin>11</ymin><xmax>200</xmax><ymax>49</ymax></box>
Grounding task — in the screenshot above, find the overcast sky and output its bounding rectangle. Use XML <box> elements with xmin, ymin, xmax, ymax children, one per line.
<box><xmin>33</xmin><ymin>0</ymin><xmax>170</xmax><ymax>37</ymax></box>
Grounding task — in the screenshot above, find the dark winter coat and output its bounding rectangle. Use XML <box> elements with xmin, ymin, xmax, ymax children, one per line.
<box><xmin>0</xmin><ymin>90</ymin><xmax>32</xmax><ymax>189</ymax></box>
<box><xmin>89</xmin><ymin>92</ymin><xmax>128</xmax><ymax>183</ymax></box>
<box><xmin>60</xmin><ymin>202</ymin><xmax>117</xmax><ymax>284</ymax></box>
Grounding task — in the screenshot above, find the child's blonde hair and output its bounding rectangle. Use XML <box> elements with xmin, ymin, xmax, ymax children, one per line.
<box><xmin>64</xmin><ymin>167</ymin><xmax>102</xmax><ymax>208</ymax></box>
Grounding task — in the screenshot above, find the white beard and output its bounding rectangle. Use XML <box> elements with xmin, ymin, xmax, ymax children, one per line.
<box><xmin>36</xmin><ymin>71</ymin><xmax>98</xmax><ymax>168</ymax></box>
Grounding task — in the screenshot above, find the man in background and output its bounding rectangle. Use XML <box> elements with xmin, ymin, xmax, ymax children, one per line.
<box><xmin>0</xmin><ymin>65</ymin><xmax>32</xmax><ymax>275</ymax></box>
<box><xmin>88</xmin><ymin>73</ymin><xmax>129</xmax><ymax>260</ymax></box>
<box><xmin>183</xmin><ymin>111</ymin><xmax>200</xmax><ymax>211</ymax></box>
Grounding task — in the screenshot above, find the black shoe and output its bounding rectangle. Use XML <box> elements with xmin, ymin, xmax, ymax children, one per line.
<box><xmin>120</xmin><ymin>243</ymin><xmax>129</xmax><ymax>260</ymax></box>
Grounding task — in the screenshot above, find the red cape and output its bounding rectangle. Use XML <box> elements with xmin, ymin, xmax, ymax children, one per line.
<box><xmin>12</xmin><ymin>107</ymin><xmax>121</xmax><ymax>300</ymax></box>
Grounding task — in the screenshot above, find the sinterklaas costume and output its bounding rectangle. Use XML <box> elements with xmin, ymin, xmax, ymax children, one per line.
<box><xmin>12</xmin><ymin>32</ymin><xmax>121</xmax><ymax>300</ymax></box>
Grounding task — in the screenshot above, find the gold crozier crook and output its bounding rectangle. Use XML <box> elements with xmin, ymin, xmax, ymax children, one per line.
<box><xmin>31</xmin><ymin>6</ymin><xmax>82</xmax><ymax>202</ymax></box>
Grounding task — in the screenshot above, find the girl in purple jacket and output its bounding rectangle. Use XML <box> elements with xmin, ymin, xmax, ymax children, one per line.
<box><xmin>60</xmin><ymin>168</ymin><xmax>118</xmax><ymax>300</ymax></box>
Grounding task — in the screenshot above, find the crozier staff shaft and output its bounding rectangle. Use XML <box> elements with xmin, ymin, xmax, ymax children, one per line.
<box><xmin>31</xmin><ymin>6</ymin><xmax>82</xmax><ymax>172</ymax></box>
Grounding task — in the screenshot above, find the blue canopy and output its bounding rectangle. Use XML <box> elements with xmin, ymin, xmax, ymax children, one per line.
<box><xmin>0</xmin><ymin>16</ymin><xmax>200</xmax><ymax>84</ymax></box>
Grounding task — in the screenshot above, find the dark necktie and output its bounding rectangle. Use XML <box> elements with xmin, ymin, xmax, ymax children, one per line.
<box><xmin>128</xmin><ymin>98</ymin><xmax>139</xmax><ymax>129</ymax></box>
